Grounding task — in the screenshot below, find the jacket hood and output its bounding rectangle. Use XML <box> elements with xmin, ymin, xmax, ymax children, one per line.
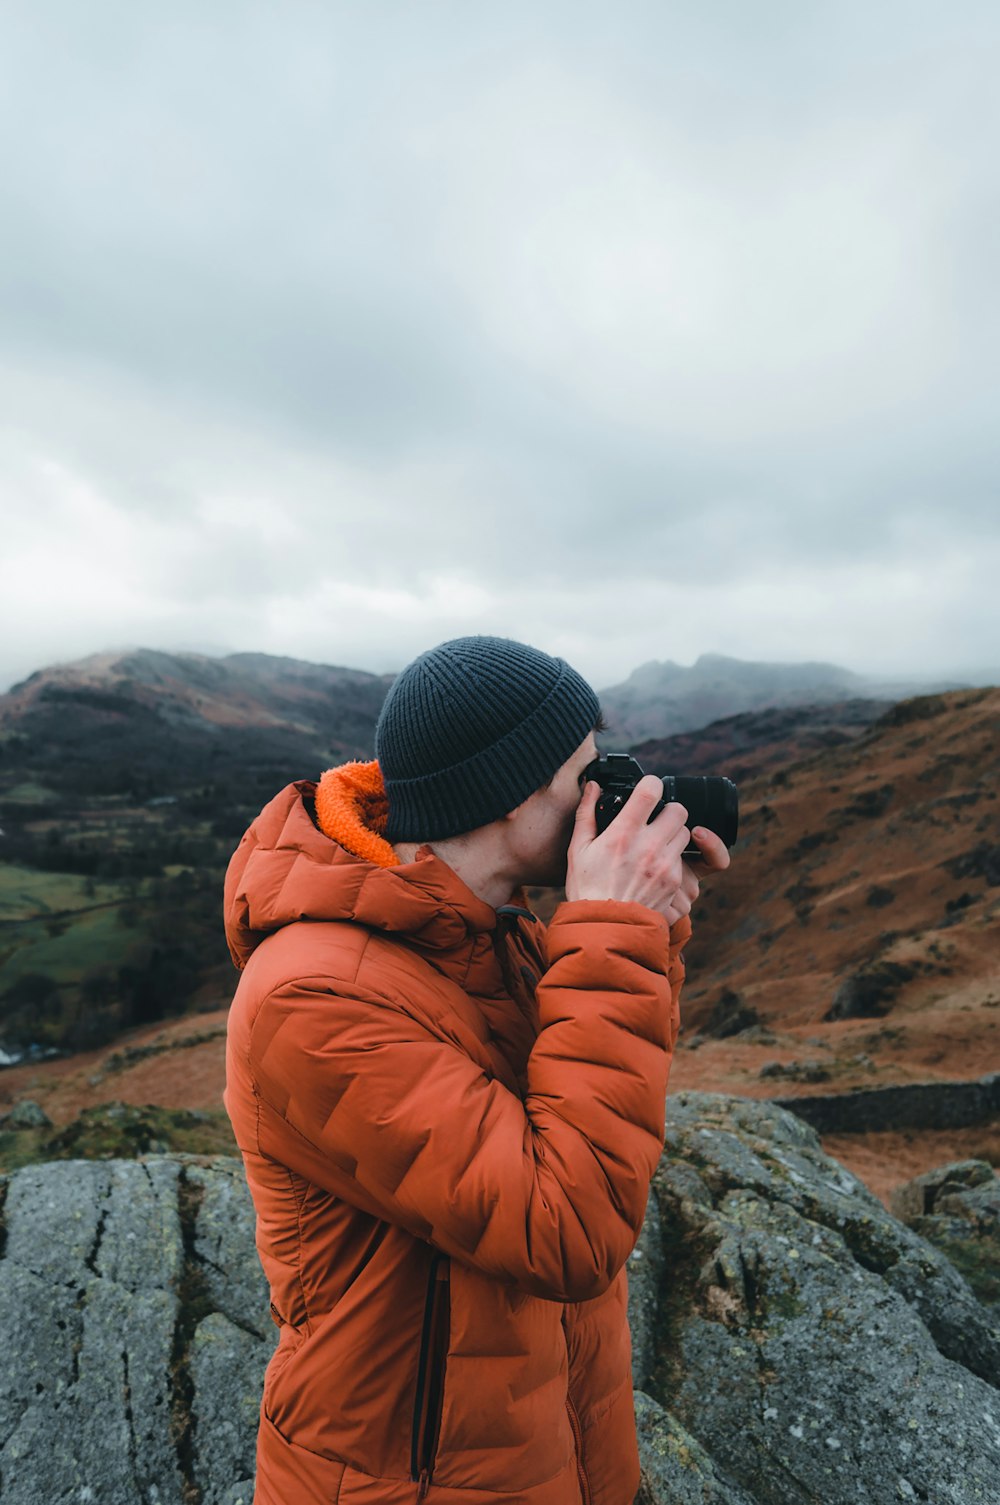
<box><xmin>223</xmin><ymin>765</ymin><xmax>499</xmax><ymax>971</ymax></box>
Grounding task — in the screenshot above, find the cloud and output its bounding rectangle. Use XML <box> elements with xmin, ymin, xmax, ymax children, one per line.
<box><xmin>0</xmin><ymin>2</ymin><xmax>998</xmax><ymax>690</ymax></box>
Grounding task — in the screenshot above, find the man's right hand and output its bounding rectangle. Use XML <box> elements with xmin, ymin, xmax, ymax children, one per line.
<box><xmin>565</xmin><ymin>776</ymin><xmax>691</xmax><ymax>924</ymax></box>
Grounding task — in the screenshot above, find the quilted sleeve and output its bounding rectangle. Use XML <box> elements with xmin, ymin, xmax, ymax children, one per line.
<box><xmin>249</xmin><ymin>901</ymin><xmax>681</xmax><ymax>1302</ymax></box>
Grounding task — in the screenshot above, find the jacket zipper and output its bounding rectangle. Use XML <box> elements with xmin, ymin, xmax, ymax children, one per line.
<box><xmin>566</xmin><ymin>1392</ymin><xmax>591</xmax><ymax>1505</ymax></box>
<box><xmin>562</xmin><ymin>1309</ymin><xmax>591</xmax><ymax>1505</ymax></box>
<box><xmin>410</xmin><ymin>1254</ymin><xmax>450</xmax><ymax>1495</ymax></box>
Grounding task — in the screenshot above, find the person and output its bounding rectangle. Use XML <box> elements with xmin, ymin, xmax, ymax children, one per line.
<box><xmin>223</xmin><ymin>635</ymin><xmax>730</xmax><ymax>1505</ymax></box>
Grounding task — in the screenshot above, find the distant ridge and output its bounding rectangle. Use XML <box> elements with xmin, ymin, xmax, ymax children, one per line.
<box><xmin>597</xmin><ymin>651</ymin><xmax>968</xmax><ymax>744</ymax></box>
<box><xmin>1</xmin><ymin>647</ymin><xmax>396</xmax><ymax>751</ymax></box>
<box><xmin>1</xmin><ymin>647</ymin><xmax>984</xmax><ymax>778</ymax></box>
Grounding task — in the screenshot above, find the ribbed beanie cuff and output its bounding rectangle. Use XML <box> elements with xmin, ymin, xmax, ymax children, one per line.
<box><xmin>375</xmin><ymin>636</ymin><xmax>600</xmax><ymax>842</ymax></box>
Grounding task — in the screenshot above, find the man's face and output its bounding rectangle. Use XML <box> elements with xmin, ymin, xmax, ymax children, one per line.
<box><xmin>506</xmin><ymin>731</ymin><xmax>598</xmax><ymax>886</ymax></box>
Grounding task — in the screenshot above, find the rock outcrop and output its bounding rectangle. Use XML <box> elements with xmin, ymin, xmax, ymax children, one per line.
<box><xmin>2</xmin><ymin>1095</ymin><xmax>998</xmax><ymax>1504</ymax></box>
<box><xmin>0</xmin><ymin>1156</ymin><xmax>275</xmax><ymax>1505</ymax></box>
<box><xmin>630</xmin><ymin>1093</ymin><xmax>1000</xmax><ymax>1504</ymax></box>
<box><xmin>889</xmin><ymin>1158</ymin><xmax>1000</xmax><ymax>1310</ymax></box>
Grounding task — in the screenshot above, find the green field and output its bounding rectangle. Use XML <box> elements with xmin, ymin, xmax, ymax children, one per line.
<box><xmin>1</xmin><ymin>780</ymin><xmax>58</xmax><ymax>804</ymax></box>
<box><xmin>0</xmin><ymin>864</ymin><xmax>126</xmax><ymax>921</ymax></box>
<box><xmin>0</xmin><ymin>855</ymin><xmax>228</xmax><ymax>1052</ymax></box>
<box><xmin>0</xmin><ymin>904</ymin><xmax>131</xmax><ymax>989</ymax></box>
<box><xmin>0</xmin><ymin>688</ymin><xmax>289</xmax><ymax>1057</ymax></box>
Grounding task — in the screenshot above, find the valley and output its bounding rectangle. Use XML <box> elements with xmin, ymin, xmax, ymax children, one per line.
<box><xmin>1</xmin><ymin>648</ymin><xmax>997</xmax><ymax>1205</ymax></box>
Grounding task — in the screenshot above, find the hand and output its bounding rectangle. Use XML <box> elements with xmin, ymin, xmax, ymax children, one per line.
<box><xmin>566</xmin><ymin>775</ymin><xmax>692</xmax><ymax>921</ymax></box>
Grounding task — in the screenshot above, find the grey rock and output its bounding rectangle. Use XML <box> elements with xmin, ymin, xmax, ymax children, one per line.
<box><xmin>2</xmin><ymin>1104</ymin><xmax>998</xmax><ymax>1505</ymax></box>
<box><xmin>889</xmin><ymin>1158</ymin><xmax>995</xmax><ymax>1222</ymax></box>
<box><xmin>4</xmin><ymin>1098</ymin><xmax>52</xmax><ymax>1129</ymax></box>
<box><xmin>635</xmin><ymin>1390</ymin><xmax>758</xmax><ymax>1504</ymax></box>
<box><xmin>628</xmin><ymin>1189</ymin><xmax>667</xmax><ymax>1388</ymax></box>
<box><xmin>641</xmin><ymin>1091</ymin><xmax>1000</xmax><ymax>1505</ymax></box>
<box><xmin>663</xmin><ymin>1092</ymin><xmax>1000</xmax><ymax>1385</ymax></box>
<box><xmin>757</xmin><ymin>1060</ymin><xmax>829</xmax><ymax>1083</ymax></box>
<box><xmin>189</xmin><ymin>1312</ymin><xmax>269</xmax><ymax>1504</ymax></box>
<box><xmin>0</xmin><ymin>1155</ymin><xmax>275</xmax><ymax>1505</ymax></box>
<box><xmin>212</xmin><ymin>1487</ymin><xmax>257</xmax><ymax>1505</ymax></box>
<box><xmin>185</xmin><ymin>1157</ymin><xmax>272</xmax><ymax>1338</ymax></box>
<box><xmin>0</xmin><ymin>1159</ymin><xmax>184</xmax><ymax>1505</ymax></box>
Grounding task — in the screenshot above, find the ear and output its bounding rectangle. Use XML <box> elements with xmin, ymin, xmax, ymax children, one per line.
<box><xmin>502</xmin><ymin>788</ymin><xmax>536</xmax><ymax>822</ymax></box>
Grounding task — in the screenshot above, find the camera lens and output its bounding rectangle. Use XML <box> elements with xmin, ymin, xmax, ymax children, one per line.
<box><xmin>661</xmin><ymin>775</ymin><xmax>739</xmax><ymax>850</ymax></box>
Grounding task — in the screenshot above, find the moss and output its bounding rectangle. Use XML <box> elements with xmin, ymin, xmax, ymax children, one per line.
<box><xmin>925</xmin><ymin>1237</ymin><xmax>1000</xmax><ymax>1307</ymax></box>
<box><xmin>764</xmin><ymin>1286</ymin><xmax>806</xmax><ymax>1323</ymax></box>
<box><xmin>0</xmin><ymin>1104</ymin><xmax>235</xmax><ymax>1173</ymax></box>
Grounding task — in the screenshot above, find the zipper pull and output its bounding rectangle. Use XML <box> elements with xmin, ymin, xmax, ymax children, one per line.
<box><xmin>417</xmin><ymin>1468</ymin><xmax>431</xmax><ymax>1502</ymax></box>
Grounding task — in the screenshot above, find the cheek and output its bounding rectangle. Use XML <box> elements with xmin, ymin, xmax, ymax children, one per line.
<box><xmin>557</xmin><ymin>802</ymin><xmax>578</xmax><ymax>847</ymax></box>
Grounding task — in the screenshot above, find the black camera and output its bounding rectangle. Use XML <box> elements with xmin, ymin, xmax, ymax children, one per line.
<box><xmin>583</xmin><ymin>753</ymin><xmax>738</xmax><ymax>857</ymax></box>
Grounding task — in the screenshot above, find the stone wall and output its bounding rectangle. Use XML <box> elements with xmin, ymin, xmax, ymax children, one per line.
<box><xmin>771</xmin><ymin>1071</ymin><xmax>1000</xmax><ymax>1133</ymax></box>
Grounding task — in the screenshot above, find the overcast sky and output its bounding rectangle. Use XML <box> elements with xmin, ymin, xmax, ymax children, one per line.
<box><xmin>1</xmin><ymin>1</ymin><xmax>998</xmax><ymax>693</ymax></box>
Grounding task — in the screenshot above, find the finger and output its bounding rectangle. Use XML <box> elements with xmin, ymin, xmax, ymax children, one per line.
<box><xmin>689</xmin><ymin>827</ymin><xmax>731</xmax><ymax>871</ymax></box>
<box><xmin>642</xmin><ymin>828</ymin><xmax>692</xmax><ymax>904</ymax></box>
<box><xmin>572</xmin><ymin>780</ymin><xmax>600</xmax><ymax>838</ymax></box>
<box><xmin>664</xmin><ymin>890</ymin><xmax>692</xmax><ymax>924</ymax></box>
<box><xmin>656</xmin><ymin>819</ymin><xmax>692</xmax><ymax>866</ymax></box>
<box><xmin>612</xmin><ymin>774</ymin><xmax>679</xmax><ymax>831</ymax></box>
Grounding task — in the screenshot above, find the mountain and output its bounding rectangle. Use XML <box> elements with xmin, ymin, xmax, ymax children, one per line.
<box><xmin>1</xmin><ymin>647</ymin><xmax>394</xmax><ymax>777</ymax></box>
<box><xmin>598</xmin><ymin>652</ymin><xmax>965</xmax><ymax>744</ymax></box>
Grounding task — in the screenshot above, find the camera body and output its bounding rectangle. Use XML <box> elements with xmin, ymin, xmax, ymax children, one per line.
<box><xmin>583</xmin><ymin>752</ymin><xmax>738</xmax><ymax>856</ymax></box>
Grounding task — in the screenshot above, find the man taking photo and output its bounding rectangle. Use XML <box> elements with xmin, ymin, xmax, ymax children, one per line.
<box><xmin>224</xmin><ymin>634</ymin><xmax>730</xmax><ymax>1505</ymax></box>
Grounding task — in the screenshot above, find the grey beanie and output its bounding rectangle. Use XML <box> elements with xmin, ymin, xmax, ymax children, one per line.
<box><xmin>375</xmin><ymin>635</ymin><xmax>600</xmax><ymax>842</ymax></box>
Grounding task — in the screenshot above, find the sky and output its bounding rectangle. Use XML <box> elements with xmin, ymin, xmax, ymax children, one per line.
<box><xmin>1</xmin><ymin>1</ymin><xmax>998</xmax><ymax>694</ymax></box>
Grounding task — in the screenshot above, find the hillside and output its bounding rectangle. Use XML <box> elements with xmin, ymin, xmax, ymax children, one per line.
<box><xmin>2</xmin><ymin>651</ymin><xmax>997</xmax><ymax>1174</ymax></box>
<box><xmin>668</xmin><ymin>687</ymin><xmax>1000</xmax><ymax>1108</ymax></box>
<box><xmin>0</xmin><ymin>647</ymin><xmax>394</xmax><ymax>777</ymax></box>
<box><xmin>630</xmin><ymin>696</ymin><xmax>892</xmax><ymax>783</ymax></box>
<box><xmin>0</xmin><ymin>649</ymin><xmax>393</xmax><ymax>1055</ymax></box>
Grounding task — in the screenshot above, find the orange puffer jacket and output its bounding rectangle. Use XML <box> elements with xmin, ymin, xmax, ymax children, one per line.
<box><xmin>223</xmin><ymin>769</ymin><xmax>690</xmax><ymax>1505</ymax></box>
